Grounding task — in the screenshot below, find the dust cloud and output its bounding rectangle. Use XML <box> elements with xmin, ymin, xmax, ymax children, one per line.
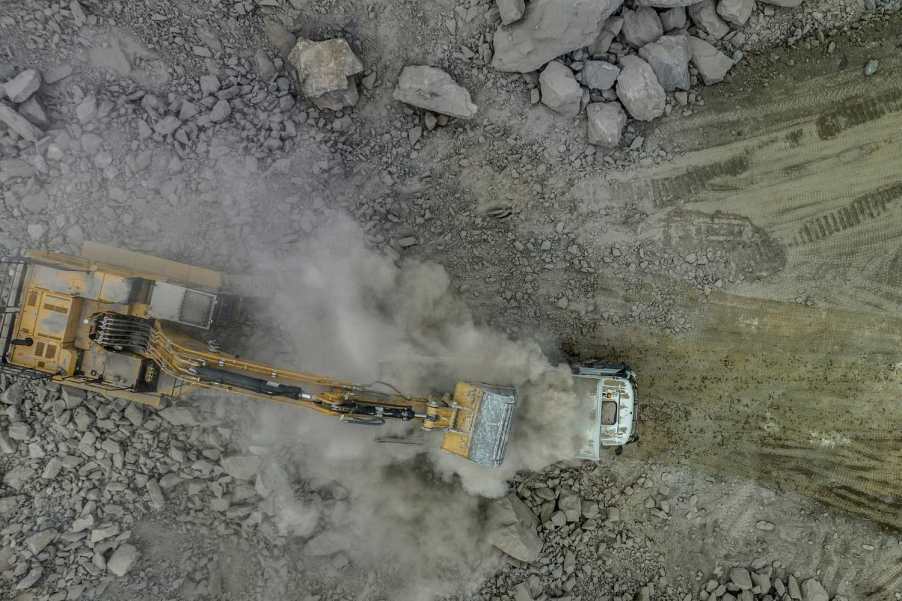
<box><xmin>242</xmin><ymin>213</ymin><xmax>589</xmax><ymax>598</ymax></box>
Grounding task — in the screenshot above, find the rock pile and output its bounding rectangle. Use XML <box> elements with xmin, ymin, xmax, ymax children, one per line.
<box><xmin>488</xmin><ymin>0</ymin><xmax>800</xmax><ymax>146</ymax></box>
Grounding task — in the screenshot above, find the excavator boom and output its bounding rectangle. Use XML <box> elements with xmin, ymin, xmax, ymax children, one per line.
<box><xmin>0</xmin><ymin>246</ymin><xmax>518</xmax><ymax>467</ymax></box>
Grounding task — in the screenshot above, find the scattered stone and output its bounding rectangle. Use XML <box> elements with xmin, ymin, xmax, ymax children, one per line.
<box><xmin>638</xmin><ymin>34</ymin><xmax>690</xmax><ymax>92</ymax></box>
<box><xmin>621</xmin><ymin>7</ymin><xmax>663</xmax><ymax>48</ymax></box>
<box><xmin>75</xmin><ymin>94</ymin><xmax>97</xmax><ymax>123</ymax></box>
<box><xmin>221</xmin><ymin>455</ymin><xmax>262</xmax><ymax>480</ymax></box>
<box><xmin>513</xmin><ymin>581</ymin><xmax>534</xmax><ymax>601</ymax></box>
<box><xmin>1</xmin><ymin>382</ymin><xmax>25</xmax><ymax>405</ymax></box>
<box><xmin>580</xmin><ymin>60</ymin><xmax>620</xmax><ymax>90</ymax></box>
<box><xmin>717</xmin><ymin>0</ymin><xmax>754</xmax><ymax>26</ymax></box>
<box><xmin>4</xmin><ymin>69</ymin><xmax>41</xmax><ymax>103</ymax></box>
<box><xmin>757</xmin><ymin>0</ymin><xmax>802</xmax><ymax>5</ymax></box>
<box><xmin>18</xmin><ymin>97</ymin><xmax>48</xmax><ymax>128</ymax></box>
<box><xmin>0</xmin><ymin>496</ymin><xmax>20</xmax><ymax>514</ymax></box>
<box><xmin>107</xmin><ymin>544</ymin><xmax>139</xmax><ymax>577</ymax></box>
<box><xmin>864</xmin><ymin>59</ymin><xmax>879</xmax><ymax>77</ymax></box>
<box><xmin>586</xmin><ymin>102</ymin><xmax>627</xmax><ymax>147</ymax></box>
<box><xmin>393</xmin><ymin>66</ymin><xmax>478</xmax><ymax>119</ymax></box>
<box><xmin>16</xmin><ymin>565</ymin><xmax>43</xmax><ymax>590</ymax></box>
<box><xmin>200</xmin><ymin>75</ymin><xmax>221</xmax><ymax>96</ymax></box>
<box><xmin>637</xmin><ymin>0</ymin><xmax>703</xmax><ymax>5</ymax></box>
<box><xmin>539</xmin><ymin>61</ymin><xmax>582</xmax><ymax>116</ymax></box>
<box><xmin>159</xmin><ymin>406</ymin><xmax>199</xmax><ymax>426</ymax></box>
<box><xmin>590</xmin><ymin>16</ymin><xmax>623</xmax><ymax>56</ymax></box>
<box><xmin>0</xmin><ymin>429</ymin><xmax>17</xmax><ymax>454</ymax></box>
<box><xmin>558</xmin><ymin>493</ymin><xmax>582</xmax><ymax>522</ymax></box>
<box><xmin>755</xmin><ymin>519</ymin><xmax>775</xmax><ymax>531</ymax></box>
<box><xmin>43</xmin><ymin>65</ymin><xmax>73</xmax><ymax>84</ymax></box>
<box><xmin>660</xmin><ymin>6</ymin><xmax>687</xmax><ymax>30</ymax></box>
<box><xmin>688</xmin><ymin>0</ymin><xmax>730</xmax><ymax>39</ymax></box>
<box><xmin>71</xmin><ymin>514</ymin><xmax>94</xmax><ymax>532</ymax></box>
<box><xmin>147</xmin><ymin>479</ymin><xmax>165</xmax><ymax>510</ymax></box>
<box><xmin>90</xmin><ymin>523</ymin><xmax>119</xmax><ymax>543</ymax></box>
<box><xmin>616</xmin><ymin>55</ymin><xmax>665</xmax><ymax>121</ymax></box>
<box><xmin>42</xmin><ymin>457</ymin><xmax>62</xmax><ymax>480</ymax></box>
<box><xmin>8</xmin><ymin>421</ymin><xmax>32</xmax><ymax>440</ymax></box>
<box><xmin>3</xmin><ymin>466</ymin><xmax>34</xmax><ymax>490</ymax></box>
<box><xmin>730</xmin><ymin>567</ymin><xmax>753</xmax><ymax>590</ymax></box>
<box><xmin>801</xmin><ymin>579</ymin><xmax>828</xmax><ymax>601</ymax></box>
<box><xmin>398</xmin><ymin>236</ymin><xmax>418</xmax><ymax>248</ymax></box>
<box><xmin>497</xmin><ymin>0</ymin><xmax>526</xmax><ymax>24</ymax></box>
<box><xmin>788</xmin><ymin>575</ymin><xmax>801</xmax><ymax>599</ymax></box>
<box><xmin>254</xmin><ymin>49</ymin><xmax>276</xmax><ymax>80</ymax></box>
<box><xmin>155</xmin><ymin>115</ymin><xmax>181</xmax><ymax>135</ymax></box>
<box><xmin>26</xmin><ymin>529</ymin><xmax>57</xmax><ymax>555</ymax></box>
<box><xmin>491</xmin><ymin>0</ymin><xmax>624</xmax><ymax>72</ymax></box>
<box><xmin>209</xmin><ymin>99</ymin><xmax>231</xmax><ymax>123</ymax></box>
<box><xmin>0</xmin><ymin>102</ymin><xmax>43</xmax><ymax>141</ymax></box>
<box><xmin>689</xmin><ymin>36</ymin><xmax>734</xmax><ymax>84</ymax></box>
<box><xmin>288</xmin><ymin>37</ymin><xmax>364</xmax><ymax>111</ymax></box>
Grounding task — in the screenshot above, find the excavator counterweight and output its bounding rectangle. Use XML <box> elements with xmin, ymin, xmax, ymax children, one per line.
<box><xmin>0</xmin><ymin>245</ymin><xmax>518</xmax><ymax>467</ymax></box>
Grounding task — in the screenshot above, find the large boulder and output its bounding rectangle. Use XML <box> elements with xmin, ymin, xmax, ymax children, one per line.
<box><xmin>621</xmin><ymin>7</ymin><xmax>663</xmax><ymax>48</ymax></box>
<box><xmin>288</xmin><ymin>37</ymin><xmax>364</xmax><ymax>111</ymax></box>
<box><xmin>492</xmin><ymin>0</ymin><xmax>624</xmax><ymax>73</ymax></box>
<box><xmin>689</xmin><ymin>37</ymin><xmax>734</xmax><ymax>84</ymax></box>
<box><xmin>638</xmin><ymin>34</ymin><xmax>691</xmax><ymax>92</ymax></box>
<box><xmin>393</xmin><ymin>66</ymin><xmax>478</xmax><ymax>119</ymax></box>
<box><xmin>486</xmin><ymin>494</ymin><xmax>542</xmax><ymax>562</ymax></box>
<box><xmin>539</xmin><ymin>61</ymin><xmax>582</xmax><ymax>116</ymax></box>
<box><xmin>616</xmin><ymin>55</ymin><xmax>665</xmax><ymax>121</ymax></box>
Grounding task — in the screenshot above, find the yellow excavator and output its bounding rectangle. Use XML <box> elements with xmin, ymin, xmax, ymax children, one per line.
<box><xmin>0</xmin><ymin>244</ymin><xmax>517</xmax><ymax>467</ymax></box>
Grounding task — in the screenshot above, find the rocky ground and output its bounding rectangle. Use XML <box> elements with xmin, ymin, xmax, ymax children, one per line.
<box><xmin>2</xmin><ymin>0</ymin><xmax>902</xmax><ymax>600</ymax></box>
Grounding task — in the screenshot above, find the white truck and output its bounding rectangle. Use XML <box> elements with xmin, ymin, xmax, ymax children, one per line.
<box><xmin>573</xmin><ymin>362</ymin><xmax>639</xmax><ymax>459</ymax></box>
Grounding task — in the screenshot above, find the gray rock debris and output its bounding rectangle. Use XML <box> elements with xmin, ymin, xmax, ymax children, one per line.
<box><xmin>221</xmin><ymin>454</ymin><xmax>262</xmax><ymax>480</ymax></box>
<box><xmin>689</xmin><ymin>37</ymin><xmax>734</xmax><ymax>84</ymax></box>
<box><xmin>717</xmin><ymin>0</ymin><xmax>754</xmax><ymax>26</ymax></box>
<box><xmin>209</xmin><ymin>99</ymin><xmax>231</xmax><ymax>123</ymax></box>
<box><xmin>4</xmin><ymin>69</ymin><xmax>41</xmax><ymax>103</ymax></box>
<box><xmin>288</xmin><ymin>37</ymin><xmax>364</xmax><ymax>111</ymax></box>
<box><xmin>75</xmin><ymin>94</ymin><xmax>96</xmax><ymax>123</ymax></box>
<box><xmin>558</xmin><ymin>493</ymin><xmax>582</xmax><ymax>522</ymax></box>
<box><xmin>621</xmin><ymin>7</ymin><xmax>663</xmax><ymax>48</ymax></box>
<box><xmin>580</xmin><ymin>61</ymin><xmax>620</xmax><ymax>91</ymax></box>
<box><xmin>492</xmin><ymin>0</ymin><xmax>624</xmax><ymax>73</ymax></box>
<box><xmin>587</xmin><ymin>102</ymin><xmax>627</xmax><ymax>147</ymax></box>
<box><xmin>18</xmin><ymin>97</ymin><xmax>48</xmax><ymax>128</ymax></box>
<box><xmin>660</xmin><ymin>6</ymin><xmax>687</xmax><ymax>30</ymax></box>
<box><xmin>0</xmin><ymin>429</ymin><xmax>16</xmax><ymax>454</ymax></box>
<box><xmin>393</xmin><ymin>66</ymin><xmax>477</xmax><ymax>119</ymax></box>
<box><xmin>486</xmin><ymin>494</ymin><xmax>542</xmax><ymax>562</ymax></box>
<box><xmin>107</xmin><ymin>544</ymin><xmax>139</xmax><ymax>577</ymax></box>
<box><xmin>0</xmin><ymin>102</ymin><xmax>43</xmax><ymax>142</ymax></box>
<box><xmin>688</xmin><ymin>0</ymin><xmax>730</xmax><ymax>39</ymax></box>
<box><xmin>758</xmin><ymin>0</ymin><xmax>801</xmax><ymax>5</ymax></box>
<box><xmin>638</xmin><ymin>34</ymin><xmax>691</xmax><ymax>92</ymax></box>
<box><xmin>497</xmin><ymin>0</ymin><xmax>526</xmax><ymax>24</ymax></box>
<box><xmin>616</xmin><ymin>55</ymin><xmax>665</xmax><ymax>121</ymax></box>
<box><xmin>539</xmin><ymin>61</ymin><xmax>582</xmax><ymax>117</ymax></box>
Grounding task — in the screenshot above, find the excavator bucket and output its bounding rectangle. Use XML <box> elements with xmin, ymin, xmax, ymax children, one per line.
<box><xmin>440</xmin><ymin>382</ymin><xmax>518</xmax><ymax>467</ymax></box>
